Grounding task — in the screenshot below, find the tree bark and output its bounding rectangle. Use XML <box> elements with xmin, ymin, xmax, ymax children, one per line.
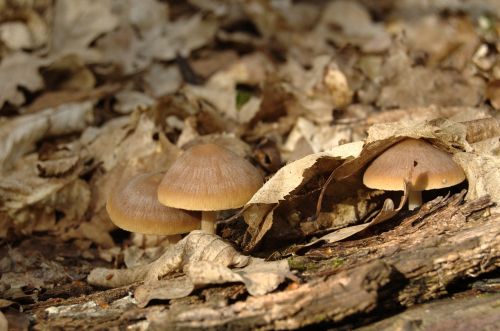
<box><xmin>146</xmin><ymin>199</ymin><xmax>499</xmax><ymax>330</ymax></box>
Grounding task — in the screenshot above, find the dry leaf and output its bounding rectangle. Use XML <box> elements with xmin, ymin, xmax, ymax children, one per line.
<box><xmin>114</xmin><ymin>90</ymin><xmax>155</xmax><ymax>114</ymax></box>
<box><xmin>124</xmin><ymin>245</ymin><xmax>165</xmax><ymax>269</ymax></box>
<box><xmin>301</xmin><ymin>184</ymin><xmax>408</xmax><ymax>249</ymax></box>
<box><xmin>0</xmin><ymin>22</ymin><xmax>33</xmax><ymax>50</ymax></box>
<box><xmin>248</xmin><ymin>142</ymin><xmax>364</xmax><ymax>206</ymax></box>
<box><xmin>244</xmin><ymin>117</ymin><xmax>498</xmax><ymax>251</ymax></box>
<box><xmin>0</xmin><ymin>101</ymin><xmax>94</xmax><ymax>173</ymax></box>
<box><xmin>140</xmin><ymin>14</ymin><xmax>217</xmax><ymax>62</ymax></box>
<box><xmin>134</xmin><ymin>259</ymin><xmax>290</xmax><ymax>307</ymax></box>
<box><xmin>0</xmin><ymin>52</ymin><xmax>44</xmax><ymax>107</ymax></box>
<box><xmin>87</xmin><ymin>231</ymin><xmax>250</xmax><ymax>288</ymax></box>
<box><xmin>364</xmin><ymin>119</ymin><xmax>469</xmax><ymax>149</ymax></box>
<box><xmin>282</xmin><ymin>117</ymin><xmax>354</xmax><ymax>161</ymax></box>
<box><xmin>51</xmin><ymin>0</ymin><xmax>119</xmax><ymax>59</ymax></box>
<box><xmin>404</xmin><ymin>15</ymin><xmax>478</xmax><ymax>68</ymax></box>
<box><xmin>318</xmin><ymin>1</ymin><xmax>390</xmax><ymax>53</ymax></box>
<box><xmin>143</xmin><ymin>64</ymin><xmax>182</xmax><ymax>97</ymax></box>
<box><xmin>243</xmin><ymin>141</ymin><xmax>364</xmax><ymax>250</ymax></box>
<box><xmin>455</xmin><ymin>140</ymin><xmax>500</xmax><ymax>212</ymax></box>
<box><xmin>378</xmin><ymin>44</ymin><xmax>483</xmax><ymax>108</ymax></box>
<box><xmin>282</xmin><ymin>56</ymin><xmax>353</xmax><ymax>124</ymax></box>
<box><xmin>113</xmin><ymin>0</ymin><xmax>168</xmax><ymax>36</ymax></box>
<box><xmin>184</xmin><ymin>53</ymin><xmax>272</xmax><ymax>123</ymax></box>
<box><xmin>94</xmin><ymin>25</ymin><xmax>147</xmax><ymax>75</ymax></box>
<box><xmin>0</xmin><ymin>156</ymin><xmax>89</xmax><ymax>237</ymax></box>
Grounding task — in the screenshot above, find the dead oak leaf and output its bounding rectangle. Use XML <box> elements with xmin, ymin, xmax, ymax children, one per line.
<box><xmin>87</xmin><ymin>231</ymin><xmax>250</xmax><ymax>288</ymax></box>
<box><xmin>51</xmin><ymin>0</ymin><xmax>119</xmax><ymax>58</ymax></box>
<box><xmin>0</xmin><ymin>52</ymin><xmax>44</xmax><ymax>107</ymax></box>
<box><xmin>95</xmin><ymin>25</ymin><xmax>148</xmax><ymax>75</ymax></box>
<box><xmin>140</xmin><ymin>14</ymin><xmax>217</xmax><ymax>61</ymax></box>
<box><xmin>0</xmin><ymin>101</ymin><xmax>94</xmax><ymax>173</ymax></box>
<box><xmin>134</xmin><ymin>259</ymin><xmax>291</xmax><ymax>307</ymax></box>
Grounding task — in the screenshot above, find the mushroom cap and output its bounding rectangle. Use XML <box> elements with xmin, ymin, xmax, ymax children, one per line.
<box><xmin>157</xmin><ymin>143</ymin><xmax>264</xmax><ymax>211</ymax></box>
<box><xmin>106</xmin><ymin>173</ymin><xmax>201</xmax><ymax>235</ymax></box>
<box><xmin>363</xmin><ymin>138</ymin><xmax>465</xmax><ymax>191</ymax></box>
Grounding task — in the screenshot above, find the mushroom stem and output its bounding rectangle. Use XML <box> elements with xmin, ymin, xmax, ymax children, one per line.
<box><xmin>201</xmin><ymin>211</ymin><xmax>217</xmax><ymax>234</ymax></box>
<box><xmin>408</xmin><ymin>190</ymin><xmax>422</xmax><ymax>210</ymax></box>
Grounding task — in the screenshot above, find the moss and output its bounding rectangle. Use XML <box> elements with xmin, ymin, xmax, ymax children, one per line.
<box><xmin>236</xmin><ymin>89</ymin><xmax>252</xmax><ymax>109</ymax></box>
<box><xmin>287</xmin><ymin>256</ymin><xmax>318</xmax><ymax>272</ymax></box>
<box><xmin>329</xmin><ymin>258</ymin><xmax>344</xmax><ymax>268</ymax></box>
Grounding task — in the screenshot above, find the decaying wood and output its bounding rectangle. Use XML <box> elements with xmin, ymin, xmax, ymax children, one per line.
<box><xmin>21</xmin><ymin>195</ymin><xmax>498</xmax><ymax>330</ymax></box>
<box><xmin>357</xmin><ymin>293</ymin><xmax>500</xmax><ymax>331</ymax></box>
<box><xmin>149</xmin><ymin>260</ymin><xmax>394</xmax><ymax>330</ymax></box>
<box><xmin>141</xmin><ymin>196</ymin><xmax>499</xmax><ymax>330</ymax></box>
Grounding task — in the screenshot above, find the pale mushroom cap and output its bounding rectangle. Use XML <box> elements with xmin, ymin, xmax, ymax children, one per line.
<box><xmin>106</xmin><ymin>173</ymin><xmax>201</xmax><ymax>235</ymax></box>
<box><xmin>158</xmin><ymin>143</ymin><xmax>264</xmax><ymax>211</ymax></box>
<box><xmin>363</xmin><ymin>138</ymin><xmax>466</xmax><ymax>191</ymax></box>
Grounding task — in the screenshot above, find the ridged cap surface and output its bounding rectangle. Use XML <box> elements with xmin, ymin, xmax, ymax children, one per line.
<box><xmin>106</xmin><ymin>173</ymin><xmax>201</xmax><ymax>234</ymax></box>
<box><xmin>158</xmin><ymin>143</ymin><xmax>264</xmax><ymax>211</ymax></box>
<box><xmin>363</xmin><ymin>138</ymin><xmax>465</xmax><ymax>191</ymax></box>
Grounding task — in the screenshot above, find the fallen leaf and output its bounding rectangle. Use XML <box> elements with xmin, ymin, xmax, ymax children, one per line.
<box><xmin>0</xmin><ymin>52</ymin><xmax>44</xmax><ymax>107</ymax></box>
<box><xmin>87</xmin><ymin>231</ymin><xmax>250</xmax><ymax>288</ymax></box>
<box><xmin>318</xmin><ymin>1</ymin><xmax>391</xmax><ymax>53</ymax></box>
<box><xmin>184</xmin><ymin>53</ymin><xmax>272</xmax><ymax>123</ymax></box>
<box><xmin>243</xmin><ymin>118</ymin><xmax>497</xmax><ymax>251</ymax></box>
<box><xmin>143</xmin><ymin>64</ymin><xmax>182</xmax><ymax>97</ymax></box>
<box><xmin>51</xmin><ymin>0</ymin><xmax>119</xmax><ymax>59</ymax></box>
<box><xmin>0</xmin><ymin>21</ymin><xmax>33</xmax><ymax>50</ymax></box>
<box><xmin>455</xmin><ymin>138</ymin><xmax>500</xmax><ymax>212</ymax></box>
<box><xmin>0</xmin><ymin>101</ymin><xmax>94</xmax><ymax>173</ymax></box>
<box><xmin>299</xmin><ymin>184</ymin><xmax>408</xmax><ymax>250</ymax></box>
<box><xmin>123</xmin><ymin>245</ymin><xmax>165</xmax><ymax>269</ymax></box>
<box><xmin>134</xmin><ymin>258</ymin><xmax>291</xmax><ymax>306</ymax></box>
<box><xmin>282</xmin><ymin>56</ymin><xmax>352</xmax><ymax>124</ymax></box>
<box><xmin>114</xmin><ymin>90</ymin><xmax>155</xmax><ymax>114</ymax></box>
<box><xmin>140</xmin><ymin>14</ymin><xmax>217</xmax><ymax>62</ymax></box>
<box><xmin>94</xmin><ymin>25</ymin><xmax>148</xmax><ymax>75</ymax></box>
<box><xmin>248</xmin><ymin>141</ymin><xmax>364</xmax><ymax>206</ymax></box>
<box><xmin>243</xmin><ymin>141</ymin><xmax>364</xmax><ymax>250</ymax></box>
<box><xmin>378</xmin><ymin>44</ymin><xmax>483</xmax><ymax>108</ymax></box>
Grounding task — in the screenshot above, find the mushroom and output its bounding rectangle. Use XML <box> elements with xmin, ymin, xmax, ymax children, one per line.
<box><xmin>106</xmin><ymin>172</ymin><xmax>201</xmax><ymax>243</ymax></box>
<box><xmin>363</xmin><ymin>138</ymin><xmax>466</xmax><ymax>210</ymax></box>
<box><xmin>157</xmin><ymin>143</ymin><xmax>264</xmax><ymax>233</ymax></box>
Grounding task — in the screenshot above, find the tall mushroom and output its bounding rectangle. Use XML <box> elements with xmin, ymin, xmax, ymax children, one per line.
<box><xmin>106</xmin><ymin>172</ymin><xmax>201</xmax><ymax>242</ymax></box>
<box><xmin>363</xmin><ymin>138</ymin><xmax>466</xmax><ymax>210</ymax></box>
<box><xmin>157</xmin><ymin>143</ymin><xmax>264</xmax><ymax>234</ymax></box>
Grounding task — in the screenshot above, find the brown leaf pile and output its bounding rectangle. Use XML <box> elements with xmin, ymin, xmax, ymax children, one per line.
<box><xmin>0</xmin><ymin>0</ymin><xmax>499</xmax><ymax>329</ymax></box>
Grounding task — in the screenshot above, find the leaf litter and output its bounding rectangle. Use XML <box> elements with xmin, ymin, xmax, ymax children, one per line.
<box><xmin>0</xmin><ymin>0</ymin><xmax>499</xmax><ymax>329</ymax></box>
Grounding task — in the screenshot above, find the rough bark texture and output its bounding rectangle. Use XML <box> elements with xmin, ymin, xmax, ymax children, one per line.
<box><xmin>146</xmin><ymin>202</ymin><xmax>499</xmax><ymax>330</ymax></box>
<box><xmin>357</xmin><ymin>293</ymin><xmax>500</xmax><ymax>331</ymax></box>
<box><xmin>24</xmin><ymin>194</ymin><xmax>499</xmax><ymax>330</ymax></box>
<box><xmin>149</xmin><ymin>261</ymin><xmax>395</xmax><ymax>330</ymax></box>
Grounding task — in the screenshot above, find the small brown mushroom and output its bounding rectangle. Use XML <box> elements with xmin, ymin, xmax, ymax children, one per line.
<box><xmin>106</xmin><ymin>173</ymin><xmax>201</xmax><ymax>242</ymax></box>
<box><xmin>157</xmin><ymin>143</ymin><xmax>264</xmax><ymax>233</ymax></box>
<box><xmin>363</xmin><ymin>138</ymin><xmax>466</xmax><ymax>210</ymax></box>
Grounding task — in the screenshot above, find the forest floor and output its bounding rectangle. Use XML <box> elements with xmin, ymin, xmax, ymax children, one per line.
<box><xmin>0</xmin><ymin>1</ymin><xmax>499</xmax><ymax>330</ymax></box>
